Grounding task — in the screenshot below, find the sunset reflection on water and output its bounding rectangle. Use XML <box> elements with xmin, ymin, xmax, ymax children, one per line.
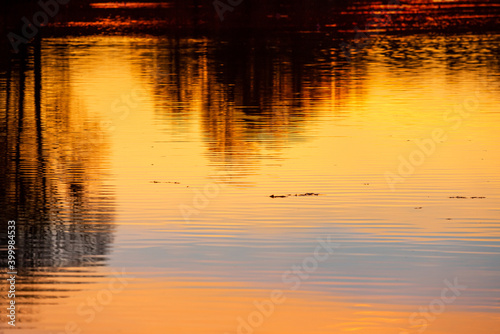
<box><xmin>0</xmin><ymin>31</ymin><xmax>499</xmax><ymax>333</ymax></box>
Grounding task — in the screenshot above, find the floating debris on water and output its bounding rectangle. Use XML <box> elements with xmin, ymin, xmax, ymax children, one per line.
<box><xmin>151</xmin><ymin>181</ymin><xmax>180</xmax><ymax>184</ymax></box>
<box><xmin>270</xmin><ymin>193</ymin><xmax>321</xmax><ymax>198</ymax></box>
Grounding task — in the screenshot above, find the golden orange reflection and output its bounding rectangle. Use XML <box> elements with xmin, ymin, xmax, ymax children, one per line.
<box><xmin>16</xmin><ymin>277</ymin><xmax>500</xmax><ymax>334</ymax></box>
<box><xmin>1</xmin><ymin>33</ymin><xmax>499</xmax><ymax>334</ymax></box>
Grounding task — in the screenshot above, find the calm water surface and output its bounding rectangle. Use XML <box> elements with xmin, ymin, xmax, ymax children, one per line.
<box><xmin>1</xmin><ymin>32</ymin><xmax>500</xmax><ymax>333</ymax></box>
